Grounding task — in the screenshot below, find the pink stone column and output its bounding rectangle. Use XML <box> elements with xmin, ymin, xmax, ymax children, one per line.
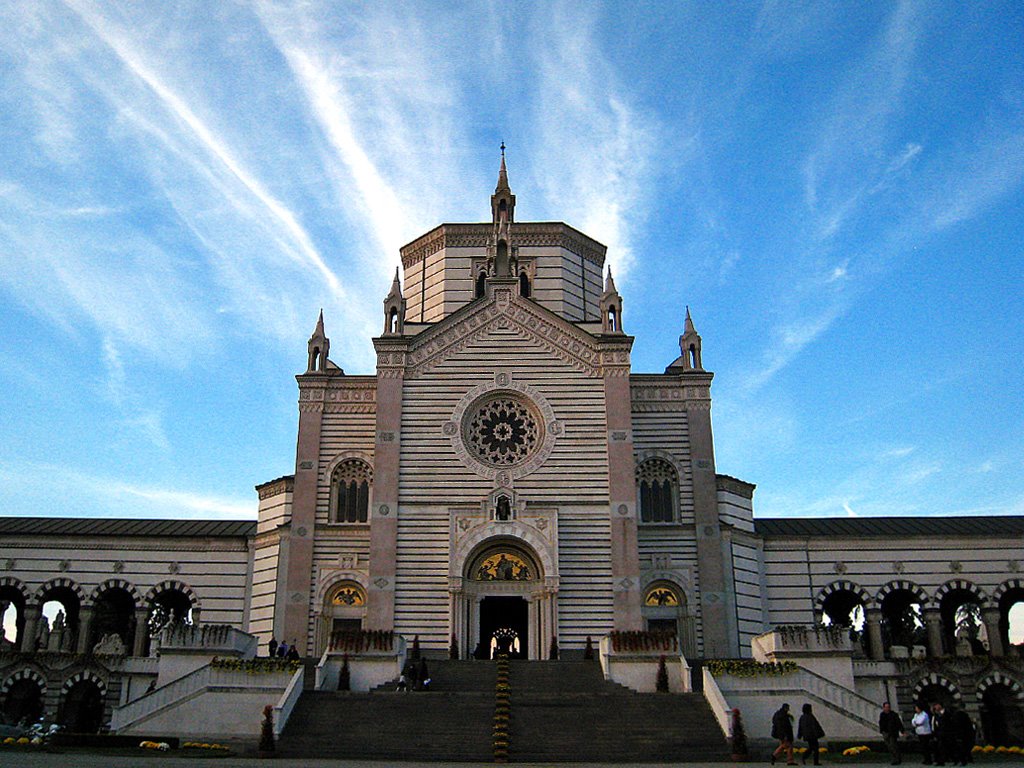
<box><xmin>366</xmin><ymin>347</ymin><xmax>405</xmax><ymax>630</ymax></box>
<box><xmin>604</xmin><ymin>351</ymin><xmax>642</xmax><ymax>631</ymax></box>
<box><xmin>684</xmin><ymin>374</ymin><xmax>732</xmax><ymax>657</ymax></box>
<box><xmin>279</xmin><ymin>379</ymin><xmax>326</xmax><ymax>654</ymax></box>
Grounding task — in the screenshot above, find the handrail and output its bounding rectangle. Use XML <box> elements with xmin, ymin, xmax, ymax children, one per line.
<box><xmin>112</xmin><ymin>665</ymin><xmax>294</xmax><ymax>732</ymax></box>
<box><xmin>702</xmin><ymin>668</ymin><xmax>733</xmax><ymax>739</ymax></box>
<box><xmin>111</xmin><ymin>664</ymin><xmax>213</xmax><ymax>730</ymax></box>
<box><xmin>273</xmin><ymin>666</ymin><xmax>305</xmax><ymax>737</ymax></box>
<box><xmin>714</xmin><ymin>665</ymin><xmax>877</xmax><ymax>730</ymax></box>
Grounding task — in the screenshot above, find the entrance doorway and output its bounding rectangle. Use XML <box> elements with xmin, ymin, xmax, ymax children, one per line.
<box><xmin>479</xmin><ymin>596</ymin><xmax>528</xmax><ymax>659</ymax></box>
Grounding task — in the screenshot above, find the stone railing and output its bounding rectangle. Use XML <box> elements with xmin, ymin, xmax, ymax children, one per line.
<box><xmin>111</xmin><ymin>663</ymin><xmax>293</xmax><ymax>732</ymax></box>
<box><xmin>715</xmin><ymin>665</ymin><xmax>877</xmax><ymax>730</ymax></box>
<box><xmin>752</xmin><ymin>626</ymin><xmax>852</xmax><ymax>659</ymax></box>
<box><xmin>701</xmin><ymin>667</ymin><xmax>733</xmax><ymax>739</ymax></box>
<box><xmin>158</xmin><ymin>624</ymin><xmax>257</xmax><ymax>657</ymax></box>
<box><xmin>272</xmin><ymin>666</ymin><xmax>306</xmax><ymax>737</ymax></box>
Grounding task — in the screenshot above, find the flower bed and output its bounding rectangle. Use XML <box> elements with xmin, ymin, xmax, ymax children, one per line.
<box><xmin>705</xmin><ymin>658</ymin><xmax>798</xmax><ymax>677</ymax></box>
<box><xmin>493</xmin><ymin>654</ymin><xmax>511</xmax><ymax>764</ymax></box>
<box><xmin>210</xmin><ymin>656</ymin><xmax>300</xmax><ymax>673</ymax></box>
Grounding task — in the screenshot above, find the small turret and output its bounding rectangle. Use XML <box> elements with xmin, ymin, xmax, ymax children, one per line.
<box><xmin>599</xmin><ymin>269</ymin><xmax>624</xmax><ymax>334</ymax></box>
<box><xmin>307</xmin><ymin>310</ymin><xmax>330</xmax><ymax>372</ymax></box>
<box><xmin>679</xmin><ymin>306</ymin><xmax>703</xmax><ymax>370</ymax></box>
<box><xmin>490</xmin><ymin>143</ymin><xmax>516</xmax><ymax>277</ymax></box>
<box><xmin>383</xmin><ymin>267</ymin><xmax>406</xmax><ymax>335</ymax></box>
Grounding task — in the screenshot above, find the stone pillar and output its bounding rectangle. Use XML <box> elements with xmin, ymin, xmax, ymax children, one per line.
<box><xmin>76</xmin><ymin>606</ymin><xmax>94</xmax><ymax>654</ymax></box>
<box><xmin>279</xmin><ymin>376</ymin><xmax>327</xmax><ymax>654</ymax></box>
<box><xmin>923</xmin><ymin>607</ymin><xmax>944</xmax><ymax>658</ymax></box>
<box><xmin>366</xmin><ymin>340</ymin><xmax>406</xmax><ymax>631</ymax></box>
<box><xmin>603</xmin><ymin>340</ymin><xmax>642</xmax><ymax>631</ymax></box>
<box><xmin>865</xmin><ymin>607</ymin><xmax>885</xmax><ymax>661</ymax></box>
<box><xmin>684</xmin><ymin>373</ymin><xmax>731</xmax><ymax>657</ymax></box>
<box><xmin>20</xmin><ymin>604</ymin><xmax>40</xmax><ymax>653</ymax></box>
<box><xmin>133</xmin><ymin>606</ymin><xmax>150</xmax><ymax>657</ymax></box>
<box><xmin>982</xmin><ymin>607</ymin><xmax>1004</xmax><ymax>657</ymax></box>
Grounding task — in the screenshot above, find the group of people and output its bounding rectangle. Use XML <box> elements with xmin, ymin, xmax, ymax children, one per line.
<box><xmin>771</xmin><ymin>703</ymin><xmax>826</xmax><ymax>766</ymax></box>
<box><xmin>267</xmin><ymin>637</ymin><xmax>300</xmax><ymax>660</ymax></box>
<box><xmin>771</xmin><ymin>700</ymin><xmax>976</xmax><ymax>767</ymax></box>
<box><xmin>905</xmin><ymin>701</ymin><xmax>977</xmax><ymax>766</ymax></box>
<box><xmin>397</xmin><ymin>656</ymin><xmax>431</xmax><ymax>691</ymax></box>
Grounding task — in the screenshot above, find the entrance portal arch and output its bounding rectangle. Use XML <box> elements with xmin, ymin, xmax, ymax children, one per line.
<box><xmin>451</xmin><ymin>536</ymin><xmax>556</xmax><ymax>661</ymax></box>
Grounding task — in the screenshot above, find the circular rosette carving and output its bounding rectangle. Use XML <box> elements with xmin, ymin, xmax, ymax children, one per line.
<box><xmin>447</xmin><ymin>379</ymin><xmax>559</xmax><ymax>480</ymax></box>
<box><xmin>465</xmin><ymin>396</ymin><xmax>540</xmax><ymax>466</ymax></box>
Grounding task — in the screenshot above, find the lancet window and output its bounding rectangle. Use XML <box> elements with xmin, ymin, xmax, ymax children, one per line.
<box><xmin>332</xmin><ymin>460</ymin><xmax>372</xmax><ymax>523</ymax></box>
<box><xmin>636</xmin><ymin>458</ymin><xmax>678</xmax><ymax>523</ymax></box>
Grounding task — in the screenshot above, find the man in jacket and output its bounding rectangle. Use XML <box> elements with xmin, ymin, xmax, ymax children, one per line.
<box><xmin>771</xmin><ymin>703</ymin><xmax>796</xmax><ymax>765</ymax></box>
<box><xmin>880</xmin><ymin>702</ymin><xmax>906</xmax><ymax>765</ymax></box>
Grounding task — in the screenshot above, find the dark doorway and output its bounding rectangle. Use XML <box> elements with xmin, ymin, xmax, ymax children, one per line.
<box><xmin>60</xmin><ymin>681</ymin><xmax>104</xmax><ymax>733</ymax></box>
<box><xmin>981</xmin><ymin>684</ymin><xmax>1024</xmax><ymax>746</ymax></box>
<box><xmin>4</xmin><ymin>678</ymin><xmax>43</xmax><ymax>724</ymax></box>
<box><xmin>480</xmin><ymin>597</ymin><xmax>528</xmax><ymax>659</ymax></box>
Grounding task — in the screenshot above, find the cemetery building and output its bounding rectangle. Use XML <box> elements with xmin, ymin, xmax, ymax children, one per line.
<box><xmin>1</xmin><ymin>155</ymin><xmax>1022</xmax><ymax>750</ymax></box>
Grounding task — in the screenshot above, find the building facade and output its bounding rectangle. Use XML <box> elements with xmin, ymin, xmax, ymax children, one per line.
<box><xmin>1</xmin><ymin>156</ymin><xmax>1022</xmax><ymax>742</ymax></box>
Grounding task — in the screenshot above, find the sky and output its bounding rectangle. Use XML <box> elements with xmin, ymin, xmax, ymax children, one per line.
<box><xmin>0</xmin><ymin>1</ymin><xmax>1022</xmax><ymax>525</ymax></box>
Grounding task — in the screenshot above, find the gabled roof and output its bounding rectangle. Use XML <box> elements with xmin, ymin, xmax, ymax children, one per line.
<box><xmin>754</xmin><ymin>515</ymin><xmax>1024</xmax><ymax>538</ymax></box>
<box><xmin>0</xmin><ymin>516</ymin><xmax>256</xmax><ymax>538</ymax></box>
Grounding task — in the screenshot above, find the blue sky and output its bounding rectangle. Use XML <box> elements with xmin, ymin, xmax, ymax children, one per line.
<box><xmin>0</xmin><ymin>1</ymin><xmax>1022</xmax><ymax>522</ymax></box>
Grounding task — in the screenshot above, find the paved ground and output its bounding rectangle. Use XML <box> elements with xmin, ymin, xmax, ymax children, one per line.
<box><xmin>2</xmin><ymin>754</ymin><xmax>1024</xmax><ymax>767</ymax></box>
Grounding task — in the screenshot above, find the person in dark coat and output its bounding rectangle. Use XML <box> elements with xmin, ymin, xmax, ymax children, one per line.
<box><xmin>947</xmin><ymin>707</ymin><xmax>975</xmax><ymax>766</ymax></box>
<box><xmin>880</xmin><ymin>702</ymin><xmax>906</xmax><ymax>765</ymax></box>
<box><xmin>268</xmin><ymin>637</ymin><xmax>278</xmax><ymax>658</ymax></box>
<box><xmin>932</xmin><ymin>703</ymin><xmax>951</xmax><ymax>766</ymax></box>
<box><xmin>771</xmin><ymin>703</ymin><xmax>796</xmax><ymax>765</ymax></box>
<box><xmin>797</xmin><ymin>703</ymin><xmax>825</xmax><ymax>765</ymax></box>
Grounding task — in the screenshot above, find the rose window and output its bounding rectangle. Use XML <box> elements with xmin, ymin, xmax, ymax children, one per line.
<box><xmin>464</xmin><ymin>396</ymin><xmax>540</xmax><ymax>466</ymax></box>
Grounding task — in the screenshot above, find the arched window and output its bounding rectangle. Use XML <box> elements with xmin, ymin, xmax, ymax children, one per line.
<box><xmin>332</xmin><ymin>459</ymin><xmax>372</xmax><ymax>523</ymax></box>
<box><xmin>476</xmin><ymin>270</ymin><xmax>487</xmax><ymax>298</ymax></box>
<box><xmin>636</xmin><ymin>458</ymin><xmax>678</xmax><ymax>523</ymax></box>
<box><xmin>519</xmin><ymin>271</ymin><xmax>531</xmax><ymax>297</ymax></box>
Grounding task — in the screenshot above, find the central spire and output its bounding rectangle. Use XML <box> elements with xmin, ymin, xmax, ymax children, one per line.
<box><xmin>491</xmin><ymin>143</ymin><xmax>515</xmax><ymax>226</ymax></box>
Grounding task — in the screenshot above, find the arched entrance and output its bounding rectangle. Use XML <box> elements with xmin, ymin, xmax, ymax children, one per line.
<box><xmin>479</xmin><ymin>596</ymin><xmax>528</xmax><ymax>658</ymax></box>
<box><xmin>454</xmin><ymin>539</ymin><xmax>553</xmax><ymax>660</ymax></box>
<box><xmin>60</xmin><ymin>679</ymin><xmax>104</xmax><ymax>733</ymax></box>
<box><xmin>4</xmin><ymin>677</ymin><xmax>44</xmax><ymax>724</ymax></box>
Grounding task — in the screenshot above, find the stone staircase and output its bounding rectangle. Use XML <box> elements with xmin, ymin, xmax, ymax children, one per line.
<box><xmin>509</xmin><ymin>660</ymin><xmax>727</xmax><ymax>763</ymax></box>
<box><xmin>276</xmin><ymin>659</ymin><xmax>728</xmax><ymax>762</ymax></box>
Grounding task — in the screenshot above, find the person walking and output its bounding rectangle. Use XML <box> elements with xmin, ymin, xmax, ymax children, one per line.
<box><xmin>932</xmin><ymin>703</ymin><xmax>950</xmax><ymax>766</ymax></box>
<box><xmin>880</xmin><ymin>702</ymin><xmax>906</xmax><ymax>765</ymax></box>
<box><xmin>797</xmin><ymin>703</ymin><xmax>825</xmax><ymax>765</ymax></box>
<box><xmin>771</xmin><ymin>703</ymin><xmax>796</xmax><ymax>765</ymax></box>
<box><xmin>947</xmin><ymin>706</ymin><xmax>975</xmax><ymax>766</ymax></box>
<box><xmin>911</xmin><ymin>702</ymin><xmax>934</xmax><ymax>765</ymax></box>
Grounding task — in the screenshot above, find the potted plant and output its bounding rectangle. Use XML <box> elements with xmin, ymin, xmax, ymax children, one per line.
<box><xmin>730</xmin><ymin>707</ymin><xmax>749</xmax><ymax>761</ymax></box>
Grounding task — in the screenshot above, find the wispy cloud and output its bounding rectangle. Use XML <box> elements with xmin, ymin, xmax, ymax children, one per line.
<box><xmin>101</xmin><ymin>338</ymin><xmax>169</xmax><ymax>450</ymax></box>
<box><xmin>528</xmin><ymin>2</ymin><xmax>660</xmax><ymax>280</ymax></box>
<box><xmin>0</xmin><ymin>460</ymin><xmax>255</xmax><ymax>519</ymax></box>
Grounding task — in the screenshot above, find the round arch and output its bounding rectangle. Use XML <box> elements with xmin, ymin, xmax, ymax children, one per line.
<box><xmin>912</xmin><ymin>673</ymin><xmax>963</xmax><ymax>705</ymax></box>
<box><xmin>0</xmin><ymin>576</ymin><xmax>30</xmax><ymax>604</ymax></box>
<box><xmin>640</xmin><ymin>578</ymin><xmax>696</xmax><ymax>657</ymax></box>
<box><xmin>145</xmin><ymin>580</ymin><xmax>200</xmax><ymax>611</ymax></box>
<box><xmin>877</xmin><ymin>580</ymin><xmax>931</xmax><ymax>608</ymax></box>
<box><xmin>935</xmin><ymin>579</ymin><xmax>990</xmax><ymax>608</ymax></box>
<box><xmin>451</xmin><ymin>523</ymin><xmax>555</xmax><ymax>582</ymax></box>
<box><xmin>0</xmin><ymin>577</ymin><xmax>29</xmax><ymax>647</ymax></box>
<box><xmin>33</xmin><ymin>577</ymin><xmax>86</xmax><ymax>607</ymax></box>
<box><xmin>1</xmin><ymin>667</ymin><xmax>48</xmax><ymax>698</ymax></box>
<box><xmin>316</xmin><ymin>578</ymin><xmax>368</xmax><ymax>655</ymax></box>
<box><xmin>88</xmin><ymin>579</ymin><xmax>143</xmax><ymax>610</ymax></box>
<box><xmin>977</xmin><ymin>673</ymin><xmax>1024</xmax><ymax>701</ymax></box>
<box><xmin>816</xmin><ymin>580</ymin><xmax>873</xmax><ymax>616</ymax></box>
<box><xmin>60</xmin><ymin>671</ymin><xmax>107</xmax><ymax>734</ymax></box>
<box><xmin>994</xmin><ymin>579</ymin><xmax>1024</xmax><ymax>605</ymax></box>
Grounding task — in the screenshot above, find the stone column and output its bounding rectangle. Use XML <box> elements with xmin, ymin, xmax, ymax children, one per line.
<box><xmin>924</xmin><ymin>607</ymin><xmax>944</xmax><ymax>658</ymax></box>
<box><xmin>20</xmin><ymin>603</ymin><xmax>40</xmax><ymax>653</ymax></box>
<box><xmin>133</xmin><ymin>606</ymin><xmax>150</xmax><ymax>657</ymax></box>
<box><xmin>981</xmin><ymin>607</ymin><xmax>1004</xmax><ymax>657</ymax></box>
<box><xmin>865</xmin><ymin>607</ymin><xmax>885</xmax><ymax>661</ymax></box>
<box><xmin>684</xmin><ymin>373</ymin><xmax>731</xmax><ymax>657</ymax></box>
<box><xmin>366</xmin><ymin>341</ymin><xmax>406</xmax><ymax>631</ymax></box>
<box><xmin>278</xmin><ymin>377</ymin><xmax>326</xmax><ymax>654</ymax></box>
<box><xmin>76</xmin><ymin>605</ymin><xmax>94</xmax><ymax>654</ymax></box>
<box><xmin>602</xmin><ymin>339</ymin><xmax>642</xmax><ymax>631</ymax></box>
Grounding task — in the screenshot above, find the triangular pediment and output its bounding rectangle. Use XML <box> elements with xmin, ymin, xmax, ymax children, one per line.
<box><xmin>405</xmin><ymin>284</ymin><xmax>603</xmax><ymax>378</ymax></box>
